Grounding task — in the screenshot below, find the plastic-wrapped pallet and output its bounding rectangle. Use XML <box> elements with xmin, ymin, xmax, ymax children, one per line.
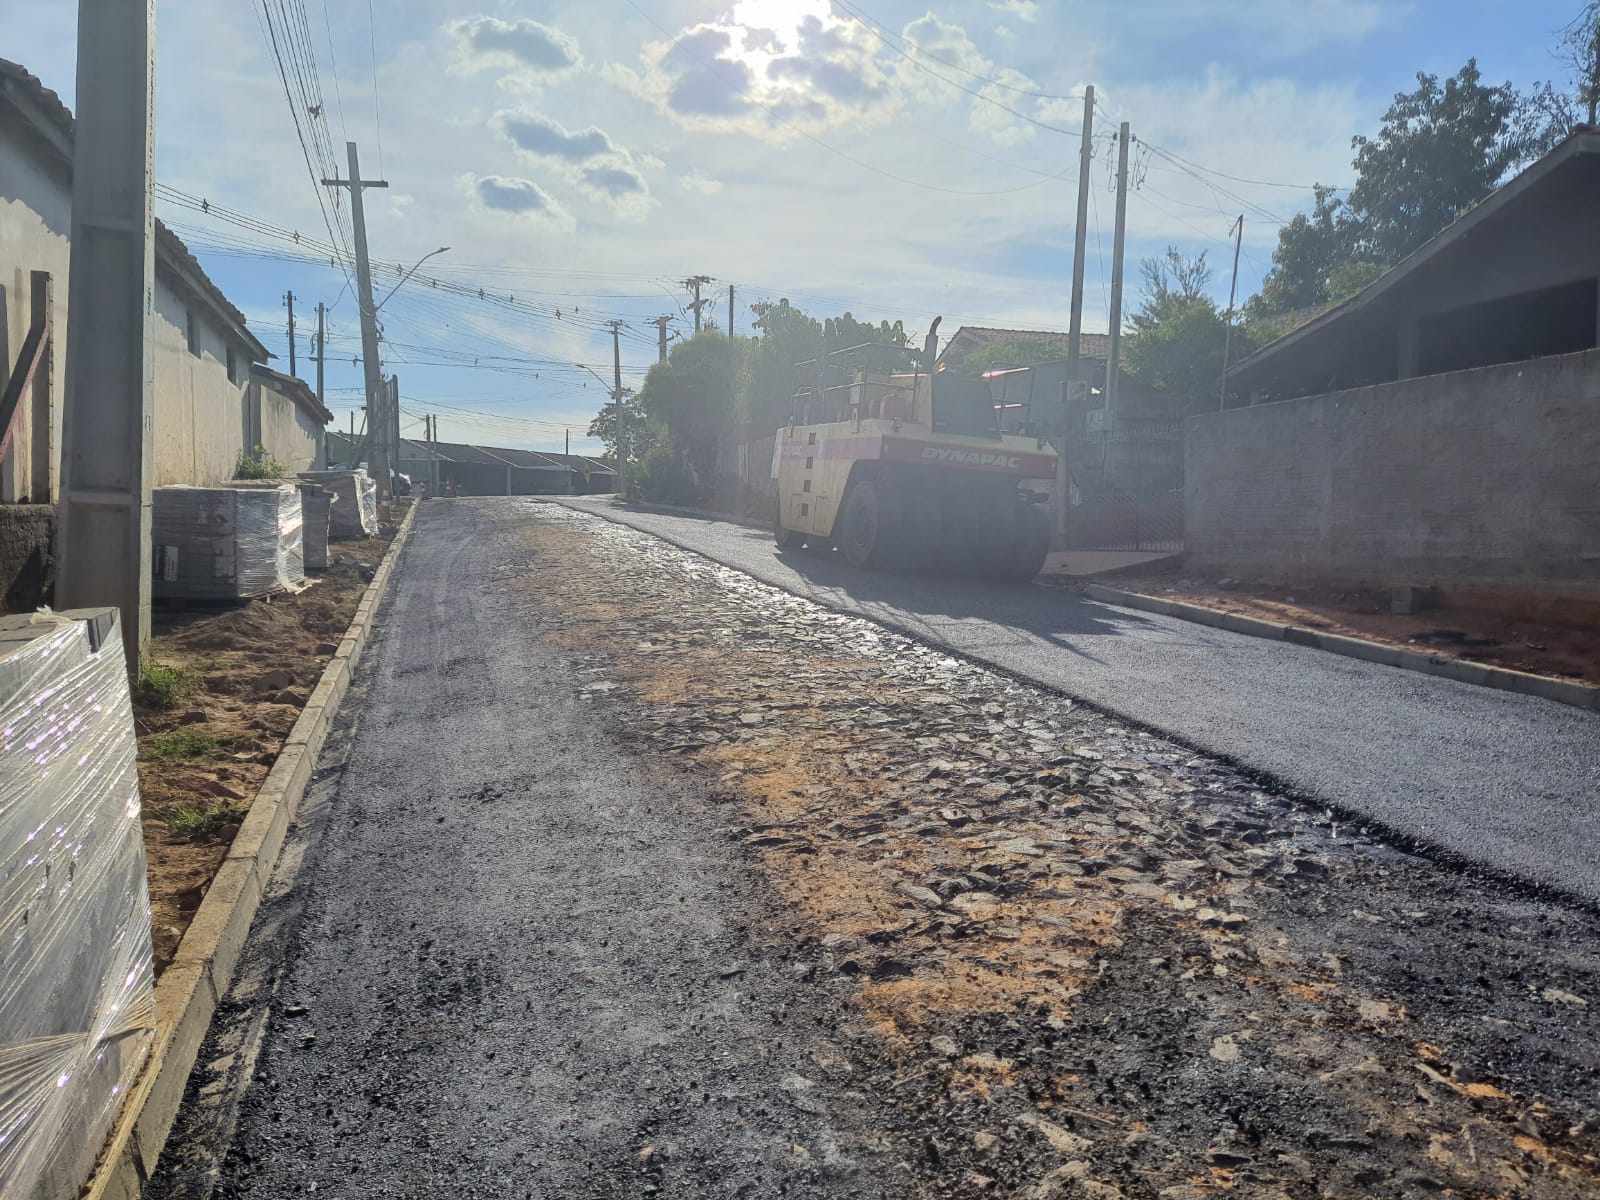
<box><xmin>0</xmin><ymin>608</ymin><xmax>154</xmax><ymax>1200</ymax></box>
<box><xmin>297</xmin><ymin>470</ymin><xmax>377</xmax><ymax>539</ymax></box>
<box><xmin>152</xmin><ymin>483</ymin><xmax>305</xmax><ymax>601</ymax></box>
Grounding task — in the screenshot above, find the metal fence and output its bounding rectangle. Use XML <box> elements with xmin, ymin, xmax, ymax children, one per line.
<box><xmin>1064</xmin><ymin>488</ymin><xmax>1184</xmax><ymax>552</ymax></box>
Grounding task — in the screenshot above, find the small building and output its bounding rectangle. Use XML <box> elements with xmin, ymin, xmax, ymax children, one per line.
<box><xmin>248</xmin><ymin>365</ymin><xmax>333</xmax><ymax>475</ymax></box>
<box><xmin>935</xmin><ymin>326</ymin><xmax>1110</xmax><ymax>372</ymax></box>
<box><xmin>0</xmin><ymin>57</ymin><xmax>293</xmax><ymax>501</ymax></box>
<box><xmin>1190</xmin><ymin>127</ymin><xmax>1600</xmax><ymax>612</ymax></box>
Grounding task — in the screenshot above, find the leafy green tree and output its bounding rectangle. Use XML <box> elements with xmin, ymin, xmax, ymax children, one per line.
<box><xmin>1126</xmin><ymin>248</ymin><xmax>1267</xmax><ymax>414</ymax></box>
<box><xmin>638</xmin><ymin>332</ymin><xmax>736</xmax><ymax>486</ymax></box>
<box><xmin>585</xmin><ymin>393</ymin><xmax>657</xmax><ymax>466</ymax></box>
<box><xmin>1254</xmin><ymin>60</ymin><xmax>1556</xmax><ymax>316</ymax></box>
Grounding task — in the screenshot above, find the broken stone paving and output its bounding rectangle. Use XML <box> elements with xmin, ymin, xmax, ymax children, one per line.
<box><xmin>512</xmin><ymin>502</ymin><xmax>1600</xmax><ymax>1199</ymax></box>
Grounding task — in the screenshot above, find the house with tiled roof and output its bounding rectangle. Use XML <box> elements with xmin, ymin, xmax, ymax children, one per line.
<box><xmin>0</xmin><ymin>57</ymin><xmax>311</xmax><ymax>507</ymax></box>
<box><xmin>934</xmin><ymin>325</ymin><xmax>1112</xmax><ymax>371</ymax></box>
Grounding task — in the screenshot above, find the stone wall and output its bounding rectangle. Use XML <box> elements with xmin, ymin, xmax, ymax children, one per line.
<box><xmin>0</xmin><ymin>503</ymin><xmax>54</xmax><ymax>611</ymax></box>
<box><xmin>1185</xmin><ymin>348</ymin><xmax>1600</xmax><ymax>606</ymax></box>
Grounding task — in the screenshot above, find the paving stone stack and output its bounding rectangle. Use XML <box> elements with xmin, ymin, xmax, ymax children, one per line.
<box><xmin>299</xmin><ymin>482</ymin><xmax>332</xmax><ymax>572</ymax></box>
<box><xmin>152</xmin><ymin>482</ymin><xmax>305</xmax><ymax>601</ymax></box>
<box><xmin>0</xmin><ymin>608</ymin><xmax>153</xmax><ymax>1200</ymax></box>
<box><xmin>297</xmin><ymin>469</ymin><xmax>377</xmax><ymax>539</ymax></box>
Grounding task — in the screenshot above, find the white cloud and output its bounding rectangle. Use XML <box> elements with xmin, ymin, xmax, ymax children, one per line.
<box><xmin>988</xmin><ymin>1</ymin><xmax>1040</xmax><ymax>20</ymax></box>
<box><xmin>492</xmin><ymin>110</ymin><xmax>653</xmax><ymax>217</ymax></box>
<box><xmin>496</xmin><ymin>111</ymin><xmax>617</xmax><ymax>162</ymax></box>
<box><xmin>678</xmin><ymin>170</ymin><xmax>724</xmax><ymax>196</ymax></box>
<box><xmin>450</xmin><ymin>17</ymin><xmax>581</xmax><ymax>77</ymax></box>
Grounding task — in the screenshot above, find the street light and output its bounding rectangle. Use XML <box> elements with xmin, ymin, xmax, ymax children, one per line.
<box><xmin>375</xmin><ymin>245</ymin><xmax>449</xmax><ymax>312</ymax></box>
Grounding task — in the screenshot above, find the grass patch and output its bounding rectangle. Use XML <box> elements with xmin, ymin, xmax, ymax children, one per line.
<box><xmin>141</xmin><ymin>727</ymin><xmax>222</xmax><ymax>762</ymax></box>
<box><xmin>154</xmin><ymin>799</ymin><xmax>249</xmax><ymax>841</ymax></box>
<box><xmin>134</xmin><ymin>660</ymin><xmax>198</xmax><ymax>710</ymax></box>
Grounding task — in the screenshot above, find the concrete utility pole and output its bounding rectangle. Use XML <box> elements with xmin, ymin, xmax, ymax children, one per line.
<box><xmin>727</xmin><ymin>284</ymin><xmax>735</xmax><ymax>340</ymax></box>
<box><xmin>684</xmin><ymin>275</ymin><xmax>713</xmax><ymax>334</ymax></box>
<box><xmin>286</xmin><ymin>290</ymin><xmax>297</xmax><ymax>376</ymax></box>
<box><xmin>1057</xmin><ymin>84</ymin><xmax>1094</xmax><ymax>543</ymax></box>
<box><xmin>56</xmin><ymin>0</ymin><xmax>156</xmax><ymax>672</ymax></box>
<box><xmin>388</xmin><ymin>375</ymin><xmax>401</xmax><ymax>478</ymax></box>
<box><xmin>315</xmin><ymin>302</ymin><xmax>326</xmax><ymax>412</ymax></box>
<box><xmin>1105</xmin><ymin>122</ymin><xmax>1130</xmax><ymax>430</ymax></box>
<box><xmin>607</xmin><ymin>320</ymin><xmax>627</xmax><ymax>496</ymax></box>
<box><xmin>1220</xmin><ymin>215</ymin><xmax>1244</xmax><ymax>411</ymax></box>
<box><xmin>652</xmin><ymin>315</ymin><xmax>672</xmax><ymax>363</ymax></box>
<box><xmin>322</xmin><ymin>143</ymin><xmax>389</xmax><ymax>495</ymax></box>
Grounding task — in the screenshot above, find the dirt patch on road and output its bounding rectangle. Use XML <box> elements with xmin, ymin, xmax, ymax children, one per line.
<box><xmin>1094</xmin><ymin>569</ymin><xmax>1600</xmax><ymax>684</ymax></box>
<box><xmin>515</xmin><ymin>505</ymin><xmax>1600</xmax><ymax>1200</ymax></box>
<box><xmin>135</xmin><ymin>526</ymin><xmax>397</xmax><ymax>974</ymax></box>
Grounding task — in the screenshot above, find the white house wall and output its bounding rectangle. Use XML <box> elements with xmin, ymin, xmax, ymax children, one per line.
<box><xmin>151</xmin><ymin>279</ymin><xmax>247</xmax><ymax>486</ymax></box>
<box><xmin>251</xmin><ymin>378</ymin><xmax>322</xmax><ymax>474</ymax></box>
<box><xmin>0</xmin><ymin>124</ymin><xmax>69</xmax><ymax>502</ymax></box>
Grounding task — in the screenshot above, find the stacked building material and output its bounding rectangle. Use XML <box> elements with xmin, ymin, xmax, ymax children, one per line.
<box><xmin>299</xmin><ymin>483</ymin><xmax>332</xmax><ymax>572</ymax></box>
<box><xmin>0</xmin><ymin>608</ymin><xmax>153</xmax><ymax>1200</ymax></box>
<box><xmin>152</xmin><ymin>483</ymin><xmax>305</xmax><ymax>600</ymax></box>
<box><xmin>297</xmin><ymin>469</ymin><xmax>377</xmax><ymax>539</ymax></box>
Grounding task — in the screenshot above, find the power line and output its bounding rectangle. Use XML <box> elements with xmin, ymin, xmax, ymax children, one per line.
<box><xmin>366</xmin><ymin>0</ymin><xmax>384</xmax><ymax>175</ymax></box>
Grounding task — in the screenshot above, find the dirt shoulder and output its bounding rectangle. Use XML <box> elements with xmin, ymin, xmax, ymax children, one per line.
<box><xmin>134</xmin><ymin>511</ymin><xmax>402</xmax><ymax>974</ymax></box>
<box><xmin>1085</xmin><ymin>567</ymin><xmax>1600</xmax><ymax>684</ymax></box>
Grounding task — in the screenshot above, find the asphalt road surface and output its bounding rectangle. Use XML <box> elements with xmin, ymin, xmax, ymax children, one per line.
<box><xmin>197</xmin><ymin>501</ymin><xmax>902</xmax><ymax>1198</ymax></box>
<box><xmin>559</xmin><ymin>497</ymin><xmax>1600</xmax><ymax>903</ymax></box>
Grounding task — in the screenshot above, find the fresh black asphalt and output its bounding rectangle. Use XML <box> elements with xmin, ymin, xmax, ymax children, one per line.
<box><xmin>206</xmin><ymin>501</ymin><xmax>898</xmax><ymax>1198</ymax></box>
<box><xmin>559</xmin><ymin>497</ymin><xmax>1600</xmax><ymax>903</ymax></box>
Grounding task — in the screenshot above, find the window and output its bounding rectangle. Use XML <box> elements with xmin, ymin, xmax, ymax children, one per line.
<box><xmin>185</xmin><ymin>310</ymin><xmax>199</xmax><ymax>357</ymax></box>
<box><xmin>226</xmin><ymin>347</ymin><xmax>239</xmax><ymax>384</ymax></box>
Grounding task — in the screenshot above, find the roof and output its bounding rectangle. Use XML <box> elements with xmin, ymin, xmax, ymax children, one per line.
<box><xmin>938</xmin><ymin>326</ymin><xmax>1111</xmax><ymax>369</ymax></box>
<box><xmin>430</xmin><ymin>441</ymin><xmax>522</xmax><ymax>467</ymax></box>
<box><xmin>485</xmin><ymin>446</ymin><xmax>569</xmax><ymax>472</ymax></box>
<box><xmin>250</xmin><ymin>363</ymin><xmax>333</xmax><ymax>425</ymax></box>
<box><xmin>0</xmin><ymin>56</ymin><xmax>269</xmax><ymax>362</ymax></box>
<box><xmin>1229</xmin><ymin>125</ymin><xmax>1600</xmax><ymax>387</ymax></box>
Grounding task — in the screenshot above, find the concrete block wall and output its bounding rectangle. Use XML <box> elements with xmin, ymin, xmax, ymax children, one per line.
<box><xmin>0</xmin><ymin>504</ymin><xmax>53</xmax><ymax>611</ymax></box>
<box><xmin>1186</xmin><ymin>348</ymin><xmax>1600</xmax><ymax>600</ymax></box>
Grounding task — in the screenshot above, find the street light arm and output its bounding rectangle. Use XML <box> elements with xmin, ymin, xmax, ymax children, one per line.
<box><xmin>374</xmin><ymin>246</ymin><xmax>450</xmax><ymax>313</ymax></box>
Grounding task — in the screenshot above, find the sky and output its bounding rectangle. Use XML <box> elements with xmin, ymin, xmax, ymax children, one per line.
<box><xmin>8</xmin><ymin>0</ymin><xmax>1591</xmax><ymax>453</ymax></box>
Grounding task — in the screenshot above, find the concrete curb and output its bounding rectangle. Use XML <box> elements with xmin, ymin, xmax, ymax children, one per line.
<box><xmin>85</xmin><ymin>503</ymin><xmax>420</xmax><ymax>1200</ymax></box>
<box><xmin>1082</xmin><ymin>582</ymin><xmax>1600</xmax><ymax>712</ymax></box>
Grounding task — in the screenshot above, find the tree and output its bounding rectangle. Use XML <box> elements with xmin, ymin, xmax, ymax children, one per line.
<box><xmin>1126</xmin><ymin>248</ymin><xmax>1267</xmax><ymax>414</ymax></box>
<box><xmin>585</xmin><ymin>393</ymin><xmax>657</xmax><ymax>465</ymax></box>
<box><xmin>738</xmin><ymin>299</ymin><xmax>910</xmax><ymax>435</ymax></box>
<box><xmin>1254</xmin><ymin>60</ymin><xmax>1552</xmax><ymax>315</ymax></box>
<box><xmin>638</xmin><ymin>332</ymin><xmax>736</xmax><ymax>487</ymax></box>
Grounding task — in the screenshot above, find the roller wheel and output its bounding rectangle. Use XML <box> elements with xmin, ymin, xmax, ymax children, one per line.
<box><xmin>838</xmin><ymin>479</ymin><xmax>890</xmax><ymax>569</ymax></box>
<box><xmin>774</xmin><ymin>498</ymin><xmax>804</xmax><ymax>549</ymax></box>
<box><xmin>1001</xmin><ymin>503</ymin><xmax>1052</xmax><ymax>582</ymax></box>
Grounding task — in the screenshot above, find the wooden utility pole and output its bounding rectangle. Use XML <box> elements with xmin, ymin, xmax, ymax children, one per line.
<box><xmin>286</xmin><ymin>290</ymin><xmax>297</xmax><ymax>376</ymax></box>
<box><xmin>1057</xmin><ymin>84</ymin><xmax>1094</xmax><ymax>543</ymax></box>
<box><xmin>684</xmin><ymin>275</ymin><xmax>713</xmax><ymax>334</ymax></box>
<box><xmin>652</xmin><ymin>314</ymin><xmax>672</xmax><ymax>363</ymax></box>
<box><xmin>56</xmin><ymin>0</ymin><xmax>156</xmax><ymax>671</ymax></box>
<box><xmin>322</xmin><ymin>143</ymin><xmax>389</xmax><ymax>495</ymax></box>
<box><xmin>607</xmin><ymin>320</ymin><xmax>627</xmax><ymax>496</ymax></box>
<box><xmin>1105</xmin><ymin>122</ymin><xmax>1130</xmax><ymax>430</ymax></box>
<box><xmin>1220</xmin><ymin>215</ymin><xmax>1244</xmax><ymax>411</ymax></box>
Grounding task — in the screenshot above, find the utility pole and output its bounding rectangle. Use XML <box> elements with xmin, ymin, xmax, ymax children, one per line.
<box><xmin>684</xmin><ymin>275</ymin><xmax>713</xmax><ymax>334</ymax></box>
<box><xmin>285</xmin><ymin>290</ymin><xmax>296</xmax><ymax>376</ymax></box>
<box><xmin>1057</xmin><ymin>84</ymin><xmax>1094</xmax><ymax>543</ymax></box>
<box><xmin>607</xmin><ymin>320</ymin><xmax>627</xmax><ymax>496</ymax></box>
<box><xmin>1104</xmin><ymin>122</ymin><xmax>1130</xmax><ymax>432</ymax></box>
<box><xmin>1220</xmin><ymin>215</ymin><xmax>1244</xmax><ymax>411</ymax></box>
<box><xmin>389</xmin><ymin>375</ymin><xmax>401</xmax><ymax>478</ymax></box>
<box><xmin>322</xmin><ymin>143</ymin><xmax>389</xmax><ymax>496</ymax></box>
<box><xmin>314</xmin><ymin>303</ymin><xmax>326</xmax><ymax>408</ymax></box>
<box><xmin>652</xmin><ymin>315</ymin><xmax>672</xmax><ymax>363</ymax></box>
<box><xmin>56</xmin><ymin>0</ymin><xmax>156</xmax><ymax>672</ymax></box>
<box><xmin>727</xmin><ymin>284</ymin><xmax>735</xmax><ymax>340</ymax></box>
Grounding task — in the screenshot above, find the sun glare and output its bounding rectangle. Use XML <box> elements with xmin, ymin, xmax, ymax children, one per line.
<box><xmin>729</xmin><ymin>0</ymin><xmax>834</xmax><ymax>45</ymax></box>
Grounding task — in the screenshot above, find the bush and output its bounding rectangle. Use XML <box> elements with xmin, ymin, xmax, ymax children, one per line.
<box><xmin>234</xmin><ymin>444</ymin><xmax>287</xmax><ymax>480</ymax></box>
<box><xmin>635</xmin><ymin>446</ymin><xmax>699</xmax><ymax>506</ymax></box>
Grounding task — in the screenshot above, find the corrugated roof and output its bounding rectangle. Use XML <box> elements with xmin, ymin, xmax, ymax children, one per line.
<box><xmin>249</xmin><ymin>363</ymin><xmax>333</xmax><ymax>425</ymax></box>
<box><xmin>0</xmin><ymin>56</ymin><xmax>269</xmax><ymax>362</ymax></box>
